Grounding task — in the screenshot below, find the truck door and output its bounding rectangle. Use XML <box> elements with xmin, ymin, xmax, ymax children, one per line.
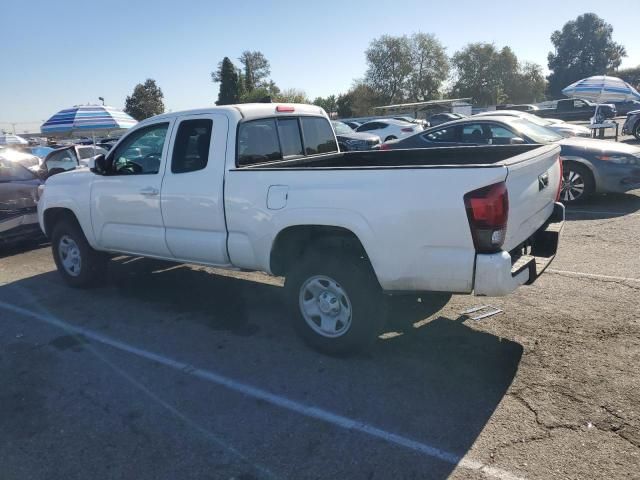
<box><xmin>90</xmin><ymin>121</ymin><xmax>173</xmax><ymax>257</ymax></box>
<box><xmin>160</xmin><ymin>113</ymin><xmax>230</xmax><ymax>265</ymax></box>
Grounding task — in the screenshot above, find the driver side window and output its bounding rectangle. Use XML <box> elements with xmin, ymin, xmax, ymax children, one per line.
<box><xmin>109</xmin><ymin>123</ymin><xmax>169</xmax><ymax>175</ymax></box>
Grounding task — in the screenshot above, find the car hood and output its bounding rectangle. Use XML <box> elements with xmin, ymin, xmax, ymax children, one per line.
<box><xmin>628</xmin><ymin>109</ymin><xmax>640</xmax><ymax>116</ymax></box>
<box><xmin>336</xmin><ymin>132</ymin><xmax>380</xmax><ymax>142</ymax></box>
<box><xmin>558</xmin><ymin>136</ymin><xmax>640</xmax><ymax>155</ymax></box>
<box><xmin>45</xmin><ymin>166</ymin><xmax>93</xmax><ymax>185</ymax></box>
<box><xmin>552</xmin><ymin>123</ymin><xmax>590</xmax><ymax>133</ymax></box>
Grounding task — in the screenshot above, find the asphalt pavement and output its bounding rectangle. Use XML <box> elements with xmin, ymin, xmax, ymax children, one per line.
<box><xmin>1</xmin><ymin>190</ymin><xmax>639</xmax><ymax>479</ymax></box>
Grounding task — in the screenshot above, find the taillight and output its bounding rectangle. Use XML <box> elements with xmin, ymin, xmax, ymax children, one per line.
<box><xmin>276</xmin><ymin>105</ymin><xmax>295</xmax><ymax>113</ymax></box>
<box><xmin>556</xmin><ymin>156</ymin><xmax>563</xmax><ymax>201</ymax></box>
<box><xmin>380</xmin><ymin>143</ymin><xmax>390</xmax><ymax>150</ymax></box>
<box><xmin>401</xmin><ymin>127</ymin><xmax>414</xmax><ymax>132</ymax></box>
<box><xmin>464</xmin><ymin>182</ymin><xmax>509</xmax><ymax>253</ymax></box>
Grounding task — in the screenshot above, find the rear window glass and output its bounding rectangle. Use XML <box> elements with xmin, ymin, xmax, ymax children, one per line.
<box><xmin>300</xmin><ymin>117</ymin><xmax>338</xmax><ymax>155</ymax></box>
<box><xmin>172</xmin><ymin>119</ymin><xmax>213</xmax><ymax>173</ymax></box>
<box><xmin>277</xmin><ymin>118</ymin><xmax>304</xmax><ymax>158</ymax></box>
<box><xmin>0</xmin><ymin>158</ymin><xmax>35</xmax><ymax>181</ymax></box>
<box><xmin>237</xmin><ymin>118</ymin><xmax>282</xmax><ymax>166</ymax></box>
<box><xmin>237</xmin><ymin>115</ymin><xmax>337</xmax><ymax>166</ymax></box>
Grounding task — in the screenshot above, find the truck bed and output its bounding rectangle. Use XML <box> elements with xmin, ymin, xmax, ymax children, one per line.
<box><xmin>235</xmin><ymin>144</ymin><xmax>544</xmax><ymax>169</ymax></box>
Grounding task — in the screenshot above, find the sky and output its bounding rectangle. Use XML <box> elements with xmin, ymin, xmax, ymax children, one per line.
<box><xmin>1</xmin><ymin>0</ymin><xmax>638</xmax><ymax>133</ymax></box>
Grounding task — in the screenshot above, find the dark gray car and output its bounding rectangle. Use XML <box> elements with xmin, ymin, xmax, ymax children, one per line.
<box><xmin>383</xmin><ymin>116</ymin><xmax>640</xmax><ymax>203</ymax></box>
<box><xmin>332</xmin><ymin>121</ymin><xmax>381</xmax><ymax>151</ymax></box>
<box><xmin>0</xmin><ymin>157</ymin><xmax>43</xmax><ymax>244</ymax></box>
<box><xmin>622</xmin><ymin>109</ymin><xmax>640</xmax><ymax>140</ymax></box>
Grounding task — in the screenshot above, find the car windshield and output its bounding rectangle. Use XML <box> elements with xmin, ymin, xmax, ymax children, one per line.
<box><xmin>509</xmin><ymin>118</ymin><xmax>564</xmax><ymax>143</ymax></box>
<box><xmin>332</xmin><ymin>121</ymin><xmax>353</xmax><ymax>135</ymax></box>
<box><xmin>514</xmin><ymin>112</ymin><xmax>555</xmax><ymax>127</ymax></box>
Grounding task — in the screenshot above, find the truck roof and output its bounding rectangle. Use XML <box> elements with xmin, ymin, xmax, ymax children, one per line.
<box><xmin>139</xmin><ymin>103</ymin><xmax>327</xmax><ymax>125</ymax></box>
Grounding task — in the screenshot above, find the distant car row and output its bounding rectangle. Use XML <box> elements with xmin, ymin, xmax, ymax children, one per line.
<box><xmin>381</xmin><ymin>114</ymin><xmax>640</xmax><ymax>203</ymax></box>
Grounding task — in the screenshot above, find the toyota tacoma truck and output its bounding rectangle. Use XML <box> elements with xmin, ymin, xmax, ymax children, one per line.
<box><xmin>38</xmin><ymin>103</ymin><xmax>564</xmax><ymax>354</ymax></box>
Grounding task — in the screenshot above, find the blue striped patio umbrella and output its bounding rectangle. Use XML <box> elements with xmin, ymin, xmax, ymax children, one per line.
<box><xmin>562</xmin><ymin>75</ymin><xmax>640</xmax><ymax>103</ymax></box>
<box><xmin>41</xmin><ymin>105</ymin><xmax>137</xmax><ymax>138</ymax></box>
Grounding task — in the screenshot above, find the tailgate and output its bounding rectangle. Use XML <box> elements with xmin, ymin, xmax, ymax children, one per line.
<box><xmin>500</xmin><ymin>144</ymin><xmax>561</xmax><ymax>251</ymax></box>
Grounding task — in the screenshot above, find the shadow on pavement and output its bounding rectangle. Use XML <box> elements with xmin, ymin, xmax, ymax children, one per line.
<box><xmin>0</xmin><ymin>258</ymin><xmax>522</xmax><ymax>479</ymax></box>
<box><xmin>564</xmin><ymin>191</ymin><xmax>640</xmax><ymax>220</ymax></box>
<box><xmin>0</xmin><ymin>237</ymin><xmax>49</xmax><ymax>259</ymax></box>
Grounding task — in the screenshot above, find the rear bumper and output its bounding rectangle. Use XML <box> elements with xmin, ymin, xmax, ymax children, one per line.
<box><xmin>473</xmin><ymin>202</ymin><xmax>564</xmax><ymax>296</ymax></box>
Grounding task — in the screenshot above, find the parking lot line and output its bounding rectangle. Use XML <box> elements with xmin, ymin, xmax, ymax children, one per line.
<box><xmin>547</xmin><ymin>269</ymin><xmax>640</xmax><ymax>283</ymax></box>
<box><xmin>0</xmin><ymin>299</ymin><xmax>524</xmax><ymax>480</ymax></box>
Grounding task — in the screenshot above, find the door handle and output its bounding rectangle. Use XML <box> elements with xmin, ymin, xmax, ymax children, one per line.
<box><xmin>139</xmin><ymin>187</ymin><xmax>159</xmax><ymax>196</ymax></box>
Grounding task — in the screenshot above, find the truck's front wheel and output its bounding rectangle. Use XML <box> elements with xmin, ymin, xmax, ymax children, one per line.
<box><xmin>51</xmin><ymin>219</ymin><xmax>108</xmax><ymax>288</ymax></box>
<box><xmin>284</xmin><ymin>253</ymin><xmax>384</xmax><ymax>355</ymax></box>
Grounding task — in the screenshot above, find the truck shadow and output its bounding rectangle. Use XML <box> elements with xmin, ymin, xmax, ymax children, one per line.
<box><xmin>0</xmin><ymin>259</ymin><xmax>522</xmax><ymax>479</ymax></box>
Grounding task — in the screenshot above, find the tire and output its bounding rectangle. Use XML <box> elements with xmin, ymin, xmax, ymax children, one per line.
<box><xmin>384</xmin><ymin>135</ymin><xmax>397</xmax><ymax>142</ymax></box>
<box><xmin>51</xmin><ymin>219</ymin><xmax>108</xmax><ymax>288</ymax></box>
<box><xmin>634</xmin><ymin>122</ymin><xmax>640</xmax><ymax>141</ymax></box>
<box><xmin>560</xmin><ymin>162</ymin><xmax>594</xmax><ymax>204</ymax></box>
<box><xmin>284</xmin><ymin>251</ymin><xmax>385</xmax><ymax>355</ymax></box>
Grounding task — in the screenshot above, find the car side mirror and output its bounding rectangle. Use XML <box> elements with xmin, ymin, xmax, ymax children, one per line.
<box><xmin>510</xmin><ymin>137</ymin><xmax>526</xmax><ymax>145</ymax></box>
<box><xmin>90</xmin><ymin>154</ymin><xmax>107</xmax><ymax>174</ymax></box>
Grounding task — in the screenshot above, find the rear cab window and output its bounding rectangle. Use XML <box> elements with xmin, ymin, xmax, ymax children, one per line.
<box><xmin>237</xmin><ymin>115</ymin><xmax>337</xmax><ymax>166</ymax></box>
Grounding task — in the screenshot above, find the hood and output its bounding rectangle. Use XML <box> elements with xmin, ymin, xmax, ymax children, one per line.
<box><xmin>559</xmin><ymin>136</ymin><xmax>640</xmax><ymax>155</ymax></box>
<box><xmin>45</xmin><ymin>167</ymin><xmax>93</xmax><ymax>185</ymax></box>
<box><xmin>336</xmin><ymin>131</ymin><xmax>380</xmax><ymax>142</ymax></box>
<box><xmin>628</xmin><ymin>109</ymin><xmax>640</xmax><ymax>116</ymax></box>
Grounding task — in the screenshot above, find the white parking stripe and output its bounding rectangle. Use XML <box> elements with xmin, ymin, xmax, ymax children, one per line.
<box><xmin>547</xmin><ymin>269</ymin><xmax>640</xmax><ymax>283</ymax></box>
<box><xmin>0</xmin><ymin>300</ymin><xmax>524</xmax><ymax>480</ymax></box>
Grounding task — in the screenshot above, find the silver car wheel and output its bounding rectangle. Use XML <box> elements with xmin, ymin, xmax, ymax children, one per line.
<box><xmin>58</xmin><ymin>235</ymin><xmax>82</xmax><ymax>277</ymax></box>
<box><xmin>561</xmin><ymin>170</ymin><xmax>585</xmax><ymax>202</ymax></box>
<box><xmin>299</xmin><ymin>275</ymin><xmax>352</xmax><ymax>338</ymax></box>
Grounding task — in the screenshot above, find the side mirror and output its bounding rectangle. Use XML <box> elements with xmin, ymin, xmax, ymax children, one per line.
<box><xmin>510</xmin><ymin>137</ymin><xmax>526</xmax><ymax>145</ymax></box>
<box><xmin>90</xmin><ymin>154</ymin><xmax>107</xmax><ymax>174</ymax></box>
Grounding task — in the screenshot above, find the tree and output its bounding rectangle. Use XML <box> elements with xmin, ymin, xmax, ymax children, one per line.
<box><xmin>364</xmin><ymin>35</ymin><xmax>413</xmax><ymax>103</ymax></box>
<box><xmin>239</xmin><ymin>51</ymin><xmax>271</xmax><ymax>92</ymax></box>
<box><xmin>124</xmin><ymin>79</ymin><xmax>165</xmax><ymax>121</ymax></box>
<box><xmin>450</xmin><ymin>43</ymin><xmax>504</xmax><ymax>106</ymax></box>
<box><xmin>450</xmin><ymin>43</ymin><xmax>546</xmax><ymax>106</ymax></box>
<box><xmin>364</xmin><ymin>33</ymin><xmax>449</xmax><ymax>104</ymax></box>
<box><xmin>312</xmin><ymin>95</ymin><xmax>337</xmax><ymax>115</ymax></box>
<box><xmin>274</xmin><ymin>88</ymin><xmax>309</xmax><ymax>103</ymax></box>
<box><xmin>617</xmin><ymin>66</ymin><xmax>640</xmax><ymax>89</ymax></box>
<box><xmin>336</xmin><ymin>93</ymin><xmax>353</xmax><ymax>118</ymax></box>
<box><xmin>407</xmin><ymin>33</ymin><xmax>449</xmax><ymax>101</ymax></box>
<box><xmin>212</xmin><ymin>57</ymin><xmax>240</xmax><ymax>105</ymax></box>
<box><xmin>547</xmin><ymin>13</ymin><xmax>627</xmax><ymax>97</ymax></box>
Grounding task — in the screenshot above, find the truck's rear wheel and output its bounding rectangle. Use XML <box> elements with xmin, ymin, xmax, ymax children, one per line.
<box><xmin>284</xmin><ymin>252</ymin><xmax>384</xmax><ymax>355</ymax></box>
<box><xmin>51</xmin><ymin>219</ymin><xmax>108</xmax><ymax>288</ymax></box>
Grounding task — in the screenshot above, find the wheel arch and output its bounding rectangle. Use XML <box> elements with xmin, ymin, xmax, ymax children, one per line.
<box><xmin>43</xmin><ymin>207</ymin><xmax>80</xmax><ymax>238</ymax></box>
<box><xmin>270</xmin><ymin>225</ymin><xmax>372</xmax><ymax>278</ymax></box>
<box><xmin>560</xmin><ymin>156</ymin><xmax>598</xmax><ymax>189</ymax></box>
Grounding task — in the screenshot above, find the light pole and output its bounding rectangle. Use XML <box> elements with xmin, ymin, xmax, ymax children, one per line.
<box><xmin>98</xmin><ymin>97</ymin><xmax>105</xmax><ymax>106</ymax></box>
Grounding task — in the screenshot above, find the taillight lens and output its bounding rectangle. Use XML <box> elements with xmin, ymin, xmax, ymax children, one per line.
<box><xmin>401</xmin><ymin>127</ymin><xmax>414</xmax><ymax>132</ymax></box>
<box><xmin>464</xmin><ymin>182</ymin><xmax>509</xmax><ymax>253</ymax></box>
<box><xmin>380</xmin><ymin>143</ymin><xmax>390</xmax><ymax>150</ymax></box>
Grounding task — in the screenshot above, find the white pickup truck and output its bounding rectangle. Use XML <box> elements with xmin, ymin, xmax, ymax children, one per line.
<box><xmin>38</xmin><ymin>103</ymin><xmax>564</xmax><ymax>353</ymax></box>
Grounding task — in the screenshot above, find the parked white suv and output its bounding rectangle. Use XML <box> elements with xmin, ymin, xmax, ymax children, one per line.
<box><xmin>38</xmin><ymin>103</ymin><xmax>564</xmax><ymax>354</ymax></box>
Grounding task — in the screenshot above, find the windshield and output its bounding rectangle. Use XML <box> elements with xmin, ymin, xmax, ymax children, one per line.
<box><xmin>510</xmin><ymin>118</ymin><xmax>564</xmax><ymax>143</ymax></box>
<box><xmin>332</xmin><ymin>121</ymin><xmax>354</xmax><ymax>135</ymax></box>
<box><xmin>514</xmin><ymin>112</ymin><xmax>554</xmax><ymax>127</ymax></box>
